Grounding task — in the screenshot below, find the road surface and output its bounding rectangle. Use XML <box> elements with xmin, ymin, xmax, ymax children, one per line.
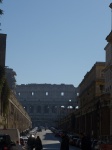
<box><xmin>36</xmin><ymin>129</ymin><xmax>81</xmax><ymax>150</ymax></box>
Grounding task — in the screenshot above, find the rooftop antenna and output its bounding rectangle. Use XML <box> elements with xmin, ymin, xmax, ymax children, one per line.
<box><xmin>109</xmin><ymin>3</ymin><xmax>112</xmax><ymax>31</ymax></box>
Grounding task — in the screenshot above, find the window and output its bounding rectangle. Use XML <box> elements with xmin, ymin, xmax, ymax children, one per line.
<box><xmin>44</xmin><ymin>105</ymin><xmax>49</xmax><ymax>113</ymax></box>
<box><xmin>29</xmin><ymin>105</ymin><xmax>34</xmax><ymax>113</ymax></box>
<box><xmin>52</xmin><ymin>106</ymin><xmax>57</xmax><ymax>113</ymax></box>
<box><xmin>18</xmin><ymin>92</ymin><xmax>20</xmax><ymax>96</ymax></box>
<box><xmin>46</xmin><ymin>92</ymin><xmax>48</xmax><ymax>96</ymax></box>
<box><xmin>37</xmin><ymin>106</ymin><xmax>41</xmax><ymax>113</ymax></box>
<box><xmin>77</xmin><ymin>93</ymin><xmax>79</xmax><ymax>96</ymax></box>
<box><xmin>61</xmin><ymin>92</ymin><xmax>64</xmax><ymax>96</ymax></box>
<box><xmin>24</xmin><ymin>106</ymin><xmax>27</xmax><ymax>111</ymax></box>
<box><xmin>60</xmin><ymin>106</ymin><xmax>65</xmax><ymax>114</ymax></box>
<box><xmin>31</xmin><ymin>92</ymin><xmax>34</xmax><ymax>96</ymax></box>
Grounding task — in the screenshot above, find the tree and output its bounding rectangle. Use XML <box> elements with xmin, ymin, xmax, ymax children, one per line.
<box><xmin>0</xmin><ymin>66</ymin><xmax>10</xmax><ymax>128</ymax></box>
<box><xmin>0</xmin><ymin>0</ymin><xmax>3</xmax><ymax>16</ymax></box>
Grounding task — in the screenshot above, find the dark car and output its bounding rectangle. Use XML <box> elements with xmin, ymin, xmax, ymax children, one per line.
<box><xmin>0</xmin><ymin>134</ymin><xmax>16</xmax><ymax>150</ymax></box>
<box><xmin>20</xmin><ymin>137</ymin><xmax>25</xmax><ymax>146</ymax></box>
<box><xmin>37</xmin><ymin>127</ymin><xmax>42</xmax><ymax>132</ymax></box>
<box><xmin>55</xmin><ymin>130</ymin><xmax>63</xmax><ymax>137</ymax></box>
<box><xmin>69</xmin><ymin>134</ymin><xmax>80</xmax><ymax>146</ymax></box>
<box><xmin>91</xmin><ymin>140</ymin><xmax>106</xmax><ymax>150</ymax></box>
<box><xmin>20</xmin><ymin>136</ymin><xmax>28</xmax><ymax>146</ymax></box>
<box><xmin>76</xmin><ymin>138</ymin><xmax>81</xmax><ymax>148</ymax></box>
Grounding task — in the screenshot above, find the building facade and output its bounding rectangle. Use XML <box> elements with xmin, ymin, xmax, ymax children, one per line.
<box><xmin>102</xmin><ymin>3</ymin><xmax>112</xmax><ymax>140</ymax></box>
<box><xmin>0</xmin><ymin>90</ymin><xmax>32</xmax><ymax>131</ymax></box>
<box><xmin>59</xmin><ymin>4</ymin><xmax>112</xmax><ymax>141</ymax></box>
<box><xmin>104</xmin><ymin>28</ymin><xmax>112</xmax><ymax>137</ymax></box>
<box><xmin>6</xmin><ymin>91</ymin><xmax>32</xmax><ymax>132</ymax></box>
<box><xmin>77</xmin><ymin>62</ymin><xmax>106</xmax><ymax>137</ymax></box>
<box><xmin>59</xmin><ymin>62</ymin><xmax>107</xmax><ymax>139</ymax></box>
<box><xmin>16</xmin><ymin>84</ymin><xmax>78</xmax><ymax>128</ymax></box>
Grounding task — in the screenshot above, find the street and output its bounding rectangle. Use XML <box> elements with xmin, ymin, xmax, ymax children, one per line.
<box><xmin>36</xmin><ymin>129</ymin><xmax>81</xmax><ymax>150</ymax></box>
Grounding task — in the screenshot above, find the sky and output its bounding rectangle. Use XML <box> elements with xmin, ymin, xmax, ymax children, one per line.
<box><xmin>1</xmin><ymin>1</ymin><xmax>112</xmax><ymax>87</ymax></box>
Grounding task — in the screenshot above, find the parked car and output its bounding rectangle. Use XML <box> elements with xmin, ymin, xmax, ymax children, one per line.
<box><xmin>0</xmin><ymin>134</ymin><xmax>16</xmax><ymax>150</ymax></box>
<box><xmin>50</xmin><ymin>127</ymin><xmax>56</xmax><ymax>133</ymax></box>
<box><xmin>20</xmin><ymin>137</ymin><xmax>25</xmax><ymax>146</ymax></box>
<box><xmin>72</xmin><ymin>137</ymin><xmax>80</xmax><ymax>146</ymax></box>
<box><xmin>76</xmin><ymin>138</ymin><xmax>81</xmax><ymax>148</ymax></box>
<box><xmin>0</xmin><ymin>128</ymin><xmax>20</xmax><ymax>144</ymax></box>
<box><xmin>91</xmin><ymin>140</ymin><xmax>98</xmax><ymax>150</ymax></box>
<box><xmin>55</xmin><ymin>130</ymin><xmax>63</xmax><ymax>137</ymax></box>
<box><xmin>93</xmin><ymin>140</ymin><xmax>106</xmax><ymax>150</ymax></box>
<box><xmin>21</xmin><ymin>136</ymin><xmax>28</xmax><ymax>144</ymax></box>
<box><xmin>68</xmin><ymin>135</ymin><xmax>75</xmax><ymax>145</ymax></box>
<box><xmin>69</xmin><ymin>135</ymin><xmax>80</xmax><ymax>146</ymax></box>
<box><xmin>37</xmin><ymin>127</ymin><xmax>42</xmax><ymax>132</ymax></box>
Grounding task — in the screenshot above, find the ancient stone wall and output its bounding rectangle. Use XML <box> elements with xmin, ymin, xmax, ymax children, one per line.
<box><xmin>0</xmin><ymin>91</ymin><xmax>32</xmax><ymax>132</ymax></box>
<box><xmin>16</xmin><ymin>84</ymin><xmax>78</xmax><ymax>127</ymax></box>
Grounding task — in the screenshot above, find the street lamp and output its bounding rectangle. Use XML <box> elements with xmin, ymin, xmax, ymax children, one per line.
<box><xmin>58</xmin><ymin>105</ymin><xmax>65</xmax><ymax>128</ymax></box>
<box><xmin>75</xmin><ymin>106</ymin><xmax>79</xmax><ymax>109</ymax></box>
<box><xmin>67</xmin><ymin>100</ymin><xmax>73</xmax><ymax>114</ymax></box>
<box><xmin>60</xmin><ymin>105</ymin><xmax>65</xmax><ymax>116</ymax></box>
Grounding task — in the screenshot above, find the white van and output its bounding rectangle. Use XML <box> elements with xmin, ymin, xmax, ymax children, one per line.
<box><xmin>0</xmin><ymin>128</ymin><xmax>20</xmax><ymax>144</ymax></box>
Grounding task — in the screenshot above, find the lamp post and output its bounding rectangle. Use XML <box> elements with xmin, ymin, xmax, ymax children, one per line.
<box><xmin>58</xmin><ymin>105</ymin><xmax>65</xmax><ymax>128</ymax></box>
<box><xmin>67</xmin><ymin>99</ymin><xmax>74</xmax><ymax>114</ymax></box>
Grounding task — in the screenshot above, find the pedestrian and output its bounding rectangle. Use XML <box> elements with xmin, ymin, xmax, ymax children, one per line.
<box><xmin>27</xmin><ymin>134</ymin><xmax>35</xmax><ymax>150</ymax></box>
<box><xmin>81</xmin><ymin>133</ymin><xmax>91</xmax><ymax>150</ymax></box>
<box><xmin>60</xmin><ymin>131</ymin><xmax>69</xmax><ymax>150</ymax></box>
<box><xmin>14</xmin><ymin>141</ymin><xmax>23</xmax><ymax>150</ymax></box>
<box><xmin>35</xmin><ymin>136</ymin><xmax>43</xmax><ymax>150</ymax></box>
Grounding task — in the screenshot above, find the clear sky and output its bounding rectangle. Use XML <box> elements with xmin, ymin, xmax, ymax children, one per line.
<box><xmin>1</xmin><ymin>1</ymin><xmax>112</xmax><ymax>87</ymax></box>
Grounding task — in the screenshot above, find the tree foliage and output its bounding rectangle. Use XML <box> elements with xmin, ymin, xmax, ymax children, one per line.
<box><xmin>0</xmin><ymin>0</ymin><xmax>3</xmax><ymax>16</ymax></box>
<box><xmin>1</xmin><ymin>80</ymin><xmax>10</xmax><ymax>116</ymax></box>
<box><xmin>0</xmin><ymin>66</ymin><xmax>10</xmax><ymax>117</ymax></box>
<box><xmin>0</xmin><ymin>65</ymin><xmax>5</xmax><ymax>93</ymax></box>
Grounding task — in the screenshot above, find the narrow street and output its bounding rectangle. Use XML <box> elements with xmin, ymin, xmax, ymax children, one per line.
<box><xmin>36</xmin><ymin>129</ymin><xmax>81</xmax><ymax>150</ymax></box>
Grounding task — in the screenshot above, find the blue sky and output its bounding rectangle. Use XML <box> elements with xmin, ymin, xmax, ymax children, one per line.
<box><xmin>1</xmin><ymin>1</ymin><xmax>112</xmax><ymax>87</ymax></box>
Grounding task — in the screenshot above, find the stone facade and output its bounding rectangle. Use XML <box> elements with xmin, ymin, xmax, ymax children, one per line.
<box><xmin>16</xmin><ymin>84</ymin><xmax>78</xmax><ymax>128</ymax></box>
<box><xmin>0</xmin><ymin>89</ymin><xmax>32</xmax><ymax>131</ymax></box>
<box><xmin>76</xmin><ymin>62</ymin><xmax>112</xmax><ymax>140</ymax></box>
<box><xmin>104</xmin><ymin>30</ymin><xmax>112</xmax><ymax>137</ymax></box>
<box><xmin>7</xmin><ymin>91</ymin><xmax>32</xmax><ymax>132</ymax></box>
<box><xmin>60</xmin><ymin>62</ymin><xmax>107</xmax><ymax>139</ymax></box>
<box><xmin>79</xmin><ymin>62</ymin><xmax>105</xmax><ymax>109</ymax></box>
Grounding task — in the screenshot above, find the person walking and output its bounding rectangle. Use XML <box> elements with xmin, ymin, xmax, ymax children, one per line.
<box><xmin>27</xmin><ymin>135</ymin><xmax>35</xmax><ymax>150</ymax></box>
<box><xmin>81</xmin><ymin>133</ymin><xmax>91</xmax><ymax>150</ymax></box>
<box><xmin>60</xmin><ymin>131</ymin><xmax>69</xmax><ymax>150</ymax></box>
<box><xmin>35</xmin><ymin>136</ymin><xmax>43</xmax><ymax>150</ymax></box>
